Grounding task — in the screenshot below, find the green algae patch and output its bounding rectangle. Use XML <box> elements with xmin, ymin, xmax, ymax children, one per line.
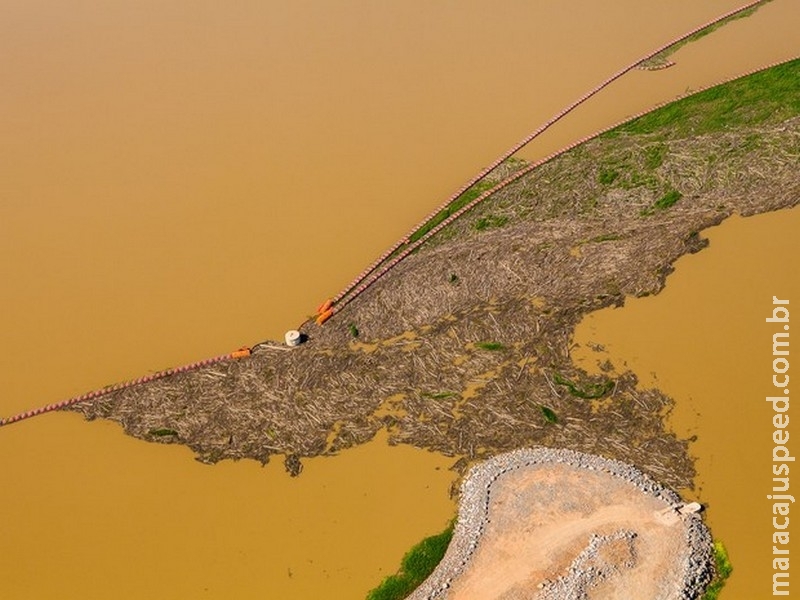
<box><xmin>148</xmin><ymin>428</ymin><xmax>178</xmax><ymax>437</ymax></box>
<box><xmin>540</xmin><ymin>405</ymin><xmax>558</xmax><ymax>424</ymax></box>
<box><xmin>701</xmin><ymin>541</ymin><xmax>733</xmax><ymax>600</ymax></box>
<box><xmin>474</xmin><ymin>341</ymin><xmax>505</xmax><ymax>351</ymax></box>
<box><xmin>366</xmin><ymin>522</ymin><xmax>454</xmax><ymax>600</ymax></box>
<box><xmin>553</xmin><ymin>373</ymin><xmax>614</xmax><ymax>399</ymax></box>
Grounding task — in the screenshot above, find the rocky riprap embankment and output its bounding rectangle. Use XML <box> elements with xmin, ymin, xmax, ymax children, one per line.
<box><xmin>409</xmin><ymin>447</ymin><xmax>714</xmax><ymax>600</ymax></box>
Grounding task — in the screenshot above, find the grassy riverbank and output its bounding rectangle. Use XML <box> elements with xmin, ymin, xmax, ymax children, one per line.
<box><xmin>366</xmin><ymin>523</ymin><xmax>454</xmax><ymax>600</ymax></box>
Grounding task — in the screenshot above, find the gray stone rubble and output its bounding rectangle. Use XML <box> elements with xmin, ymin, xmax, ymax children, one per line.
<box><xmin>538</xmin><ymin>530</ymin><xmax>638</xmax><ymax>599</ymax></box>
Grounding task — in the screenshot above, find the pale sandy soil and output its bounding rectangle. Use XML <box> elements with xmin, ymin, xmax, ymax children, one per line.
<box><xmin>411</xmin><ymin>452</ymin><xmax>710</xmax><ymax>600</ymax></box>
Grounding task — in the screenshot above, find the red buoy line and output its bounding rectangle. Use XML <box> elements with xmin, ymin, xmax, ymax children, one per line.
<box><xmin>4</xmin><ymin>53</ymin><xmax>795</xmax><ymax>428</ymax></box>
<box><xmin>1</xmin><ymin>2</ymin><xmax>785</xmax><ymax>427</ymax></box>
<box><xmin>0</xmin><ymin>349</ymin><xmax>251</xmax><ymax>427</ymax></box>
<box><xmin>328</xmin><ymin>53</ymin><xmax>799</xmax><ymax>315</ymax></box>
<box><xmin>325</xmin><ymin>0</ymin><xmax>767</xmax><ymax>312</ymax></box>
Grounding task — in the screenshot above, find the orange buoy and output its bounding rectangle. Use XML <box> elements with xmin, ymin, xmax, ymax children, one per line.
<box><xmin>315</xmin><ymin>299</ymin><xmax>334</xmax><ymax>314</ymax></box>
<box><xmin>315</xmin><ymin>308</ymin><xmax>333</xmax><ymax>326</ymax></box>
<box><xmin>231</xmin><ymin>347</ymin><xmax>251</xmax><ymax>359</ymax></box>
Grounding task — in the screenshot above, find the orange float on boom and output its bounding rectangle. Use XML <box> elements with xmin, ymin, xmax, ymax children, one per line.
<box><xmin>315</xmin><ymin>299</ymin><xmax>333</xmax><ymax>314</ymax></box>
<box><xmin>315</xmin><ymin>308</ymin><xmax>333</xmax><ymax>326</ymax></box>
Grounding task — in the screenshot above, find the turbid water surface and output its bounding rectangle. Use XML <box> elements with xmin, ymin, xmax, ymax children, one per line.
<box><xmin>1</xmin><ymin>1</ymin><xmax>798</xmax><ymax>597</ymax></box>
<box><xmin>574</xmin><ymin>207</ymin><xmax>800</xmax><ymax>599</ymax></box>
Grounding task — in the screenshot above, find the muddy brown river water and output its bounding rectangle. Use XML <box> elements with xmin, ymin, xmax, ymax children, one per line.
<box><xmin>574</xmin><ymin>207</ymin><xmax>800</xmax><ymax>599</ymax></box>
<box><xmin>1</xmin><ymin>1</ymin><xmax>798</xmax><ymax>597</ymax></box>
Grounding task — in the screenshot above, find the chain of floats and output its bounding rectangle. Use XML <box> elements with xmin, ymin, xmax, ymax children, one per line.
<box><xmin>0</xmin><ymin>349</ymin><xmax>251</xmax><ymax>427</ymax></box>
<box><xmin>0</xmin><ymin>0</ymin><xmax>784</xmax><ymax>428</ymax></box>
<box><xmin>322</xmin><ymin>0</ymin><xmax>768</xmax><ymax>318</ymax></box>
<box><xmin>328</xmin><ymin>55</ymin><xmax>800</xmax><ymax>318</ymax></box>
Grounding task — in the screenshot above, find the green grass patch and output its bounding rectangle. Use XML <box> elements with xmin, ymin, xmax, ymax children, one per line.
<box><xmin>540</xmin><ymin>405</ymin><xmax>558</xmax><ymax>424</ymax></box>
<box><xmin>606</xmin><ymin>57</ymin><xmax>800</xmax><ymax>139</ymax></box>
<box><xmin>644</xmin><ymin>144</ymin><xmax>667</xmax><ymax>170</ymax></box>
<box><xmin>598</xmin><ymin>150</ymin><xmax>662</xmax><ymax>191</ymax></box>
<box><xmin>422</xmin><ymin>391</ymin><xmax>455</xmax><ymax>400</ymax></box>
<box><xmin>620</xmin><ymin>169</ymin><xmax>659</xmax><ymax>191</ymax></box>
<box><xmin>474</xmin><ymin>214</ymin><xmax>509</xmax><ymax>231</ymax></box>
<box><xmin>654</xmin><ymin>189</ymin><xmax>682</xmax><ymax>210</ymax></box>
<box><xmin>553</xmin><ymin>373</ymin><xmax>614</xmax><ymax>399</ymax></box>
<box><xmin>148</xmin><ymin>428</ymin><xmax>178</xmax><ymax>437</ymax></box>
<box><xmin>474</xmin><ymin>341</ymin><xmax>505</xmax><ymax>351</ymax></box>
<box><xmin>366</xmin><ymin>522</ymin><xmax>454</xmax><ymax>600</ymax></box>
<box><xmin>701</xmin><ymin>541</ymin><xmax>733</xmax><ymax>600</ymax></box>
<box><xmin>588</xmin><ymin>233</ymin><xmax>621</xmax><ymax>243</ymax></box>
<box><xmin>597</xmin><ymin>167</ymin><xmax>620</xmax><ymax>185</ymax></box>
<box><xmin>409</xmin><ymin>179</ymin><xmax>496</xmax><ymax>243</ymax></box>
<box><xmin>741</xmin><ymin>132</ymin><xmax>763</xmax><ymax>152</ymax></box>
<box><xmin>642</xmin><ymin>189</ymin><xmax>683</xmax><ymax>216</ymax></box>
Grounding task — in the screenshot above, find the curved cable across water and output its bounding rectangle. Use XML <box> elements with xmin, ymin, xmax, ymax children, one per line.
<box><xmin>1</xmin><ymin>1</ymin><xmax>786</xmax><ymax>428</ymax></box>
